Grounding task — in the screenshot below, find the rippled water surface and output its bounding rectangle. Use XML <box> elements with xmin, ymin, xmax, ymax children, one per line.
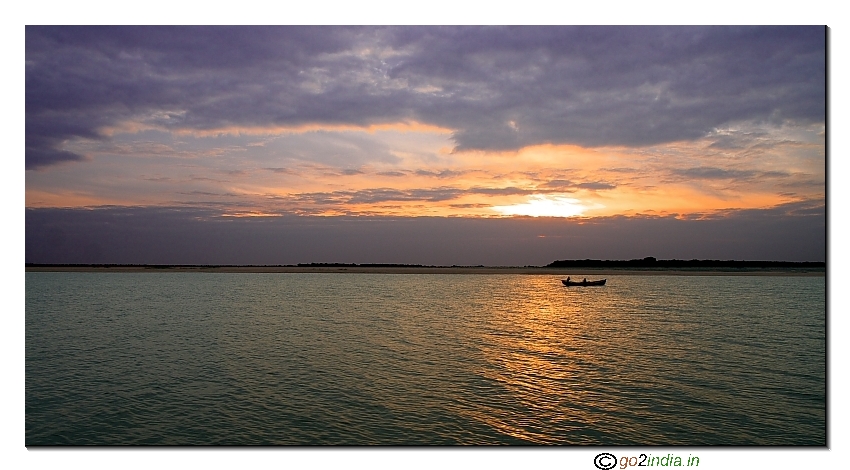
<box><xmin>26</xmin><ymin>273</ymin><xmax>825</xmax><ymax>445</ymax></box>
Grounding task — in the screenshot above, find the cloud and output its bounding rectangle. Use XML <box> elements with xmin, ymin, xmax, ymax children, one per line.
<box><xmin>669</xmin><ymin>167</ymin><xmax>794</xmax><ymax>181</ymax></box>
<box><xmin>263</xmin><ymin>167</ymin><xmax>298</xmax><ymax>175</ymax></box>
<box><xmin>671</xmin><ymin>167</ymin><xmax>757</xmax><ymax>180</ymax></box>
<box><xmin>27</xmin><ymin>26</ymin><xmax>825</xmax><ymax>169</ymax></box>
<box><xmin>414</xmin><ymin>169</ymin><xmax>468</xmax><ymax>179</ymax></box>
<box><xmin>274</xmin><ymin>185</ymin><xmax>541</xmax><ymax>208</ymax></box>
<box><xmin>259</xmin><ymin>131</ymin><xmax>402</xmax><ymax>167</ymax></box>
<box><xmin>540</xmin><ymin>179</ymin><xmax>616</xmax><ymax>191</ymax></box>
<box><xmin>25</xmin><ymin>144</ymin><xmax>88</xmax><ymax>170</ymax></box>
<box><xmin>707</xmin><ymin>132</ymin><xmax>769</xmax><ymax>150</ymax></box>
<box><xmin>292</xmin><ymin>187</ymin><xmax>466</xmax><ymax>205</ymax></box>
<box><xmin>576</xmin><ymin>182</ymin><xmax>616</xmax><ymax>190</ymax></box>
<box><xmin>469</xmin><ymin>186</ymin><xmax>536</xmax><ymax>196</ymax></box>
<box><xmin>540</xmin><ymin>179</ymin><xmax>574</xmax><ymax>189</ymax></box>
<box><xmin>177</xmin><ymin>191</ymin><xmax>240</xmax><ymax>198</ymax></box>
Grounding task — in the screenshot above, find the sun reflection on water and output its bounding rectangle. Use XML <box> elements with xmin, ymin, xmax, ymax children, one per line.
<box><xmin>460</xmin><ymin>276</ymin><xmax>630</xmax><ymax>443</ymax></box>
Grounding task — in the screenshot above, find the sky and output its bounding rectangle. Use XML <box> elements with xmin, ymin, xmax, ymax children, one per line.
<box><xmin>24</xmin><ymin>26</ymin><xmax>826</xmax><ymax>264</ymax></box>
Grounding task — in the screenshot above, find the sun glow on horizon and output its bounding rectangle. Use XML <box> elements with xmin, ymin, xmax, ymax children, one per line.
<box><xmin>491</xmin><ymin>195</ymin><xmax>593</xmax><ymax>218</ymax></box>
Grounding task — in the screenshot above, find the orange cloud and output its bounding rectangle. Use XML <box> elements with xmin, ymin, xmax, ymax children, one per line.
<box><xmin>30</xmin><ymin>127</ymin><xmax>823</xmax><ymax>222</ymax></box>
<box><xmin>102</xmin><ymin>120</ymin><xmax>455</xmax><ymax>139</ymax></box>
<box><xmin>26</xmin><ymin>189</ymin><xmax>132</xmax><ymax>208</ymax></box>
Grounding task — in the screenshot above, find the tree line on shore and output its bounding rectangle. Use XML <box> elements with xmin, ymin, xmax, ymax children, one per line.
<box><xmin>546</xmin><ymin>257</ymin><xmax>825</xmax><ymax>268</ymax></box>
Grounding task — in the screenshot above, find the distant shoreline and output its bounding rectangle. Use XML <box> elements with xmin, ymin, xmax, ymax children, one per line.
<box><xmin>25</xmin><ymin>264</ymin><xmax>825</xmax><ymax>276</ymax></box>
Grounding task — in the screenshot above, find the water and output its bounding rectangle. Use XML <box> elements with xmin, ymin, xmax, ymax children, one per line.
<box><xmin>25</xmin><ymin>273</ymin><xmax>825</xmax><ymax>445</ymax></box>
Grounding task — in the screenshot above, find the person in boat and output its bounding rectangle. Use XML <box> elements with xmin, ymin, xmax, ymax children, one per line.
<box><xmin>583</xmin><ymin>278</ymin><xmax>587</xmax><ymax>283</ymax></box>
<box><xmin>566</xmin><ymin>276</ymin><xmax>571</xmax><ymax>282</ymax></box>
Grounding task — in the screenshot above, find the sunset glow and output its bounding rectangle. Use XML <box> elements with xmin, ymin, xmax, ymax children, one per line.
<box><xmin>25</xmin><ymin>127</ymin><xmax>823</xmax><ymax>219</ymax></box>
<box><xmin>492</xmin><ymin>195</ymin><xmax>591</xmax><ymax>218</ymax></box>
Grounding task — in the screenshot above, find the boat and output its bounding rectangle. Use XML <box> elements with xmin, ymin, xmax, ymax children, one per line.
<box><xmin>562</xmin><ymin>278</ymin><xmax>606</xmax><ymax>287</ymax></box>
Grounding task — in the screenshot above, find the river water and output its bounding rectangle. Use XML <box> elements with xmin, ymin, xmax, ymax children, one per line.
<box><xmin>25</xmin><ymin>272</ymin><xmax>825</xmax><ymax>445</ymax></box>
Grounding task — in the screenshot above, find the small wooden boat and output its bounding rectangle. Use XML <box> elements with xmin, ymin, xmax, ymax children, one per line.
<box><xmin>562</xmin><ymin>278</ymin><xmax>606</xmax><ymax>287</ymax></box>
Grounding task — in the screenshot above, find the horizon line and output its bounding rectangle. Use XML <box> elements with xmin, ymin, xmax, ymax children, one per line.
<box><xmin>25</xmin><ymin>259</ymin><xmax>827</xmax><ymax>269</ymax></box>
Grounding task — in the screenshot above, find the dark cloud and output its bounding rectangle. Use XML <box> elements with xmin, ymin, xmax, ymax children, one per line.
<box><xmin>25</xmin><ymin>144</ymin><xmax>89</xmax><ymax>170</ymax></box>
<box><xmin>716</xmin><ymin>199</ymin><xmax>824</xmax><ymax>218</ymax></box>
<box><xmin>27</xmin><ymin>26</ymin><xmax>825</xmax><ymax>169</ymax></box>
<box><xmin>217</xmin><ymin>182</ymin><xmax>627</xmax><ymax>211</ymax></box>
<box><xmin>670</xmin><ymin>167</ymin><xmax>794</xmax><ymax>181</ymax></box>
<box><xmin>263</xmin><ymin>167</ymin><xmax>297</xmax><ymax>174</ymax></box>
<box><xmin>707</xmin><ymin>132</ymin><xmax>769</xmax><ymax>150</ymax></box>
<box><xmin>576</xmin><ymin>182</ymin><xmax>616</xmax><ymax>190</ymax></box>
<box><xmin>25</xmin><ymin>202</ymin><xmax>825</xmax><ymax>265</ymax></box>
<box><xmin>293</xmin><ymin>187</ymin><xmax>466</xmax><ymax>205</ymax></box>
<box><xmin>541</xmin><ymin>179</ymin><xmax>616</xmax><ymax>191</ymax></box>
<box><xmin>414</xmin><ymin>169</ymin><xmax>468</xmax><ymax>179</ymax></box>
<box><xmin>705</xmin><ymin>130</ymin><xmax>804</xmax><ymax>153</ymax></box>
<box><xmin>541</xmin><ymin>179</ymin><xmax>575</xmax><ymax>189</ymax></box>
<box><xmin>671</xmin><ymin>167</ymin><xmax>757</xmax><ymax>180</ymax></box>
<box><xmin>177</xmin><ymin>191</ymin><xmax>239</xmax><ymax>197</ymax></box>
<box><xmin>391</xmin><ymin>26</ymin><xmax>825</xmax><ymax>149</ymax></box>
<box><xmin>469</xmin><ymin>186</ymin><xmax>535</xmax><ymax>196</ymax></box>
<box><xmin>349</xmin><ymin>188</ymin><xmax>462</xmax><ymax>204</ymax></box>
<box><xmin>286</xmin><ymin>185</ymin><xmax>540</xmax><ymax>206</ymax></box>
<box><xmin>761</xmin><ymin>171</ymin><xmax>793</xmax><ymax>178</ymax></box>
